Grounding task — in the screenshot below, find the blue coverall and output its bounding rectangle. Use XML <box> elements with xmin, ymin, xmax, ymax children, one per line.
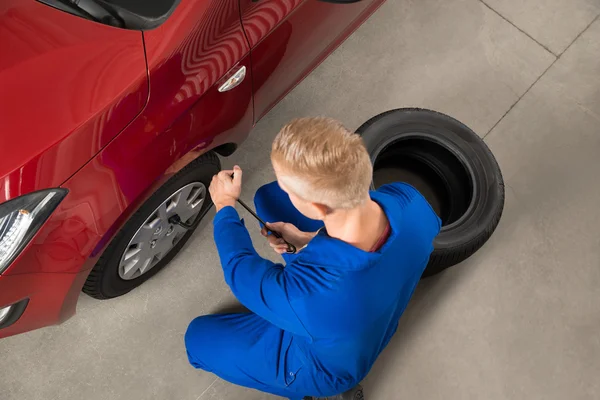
<box><xmin>185</xmin><ymin>182</ymin><xmax>441</xmax><ymax>399</ymax></box>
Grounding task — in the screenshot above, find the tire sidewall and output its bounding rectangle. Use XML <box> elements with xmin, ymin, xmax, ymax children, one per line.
<box><xmin>357</xmin><ymin>109</ymin><xmax>504</xmax><ymax>270</ymax></box>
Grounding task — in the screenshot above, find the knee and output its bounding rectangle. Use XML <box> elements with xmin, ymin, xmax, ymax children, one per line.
<box><xmin>185</xmin><ymin>316</ymin><xmax>211</xmax><ymax>346</ymax></box>
<box><xmin>254</xmin><ymin>181</ymin><xmax>281</xmax><ymax>208</ymax></box>
<box><xmin>184</xmin><ymin>316</ymin><xmax>218</xmax><ymax>371</ymax></box>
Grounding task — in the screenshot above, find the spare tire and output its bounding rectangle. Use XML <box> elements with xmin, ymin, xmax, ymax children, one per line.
<box><xmin>357</xmin><ymin>108</ymin><xmax>505</xmax><ymax>277</ymax></box>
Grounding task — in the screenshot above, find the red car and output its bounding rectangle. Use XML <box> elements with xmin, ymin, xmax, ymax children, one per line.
<box><xmin>0</xmin><ymin>0</ymin><xmax>384</xmax><ymax>338</ymax></box>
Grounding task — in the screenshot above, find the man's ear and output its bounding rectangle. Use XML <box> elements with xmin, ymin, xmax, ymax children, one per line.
<box><xmin>311</xmin><ymin>203</ymin><xmax>332</xmax><ymax>219</ymax></box>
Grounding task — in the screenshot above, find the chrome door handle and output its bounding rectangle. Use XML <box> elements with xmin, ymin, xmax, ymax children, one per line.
<box><xmin>218</xmin><ymin>65</ymin><xmax>247</xmax><ymax>93</ymax></box>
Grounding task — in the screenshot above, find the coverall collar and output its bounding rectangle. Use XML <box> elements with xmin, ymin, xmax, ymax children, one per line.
<box><xmin>298</xmin><ymin>191</ymin><xmax>401</xmax><ymax>271</ymax></box>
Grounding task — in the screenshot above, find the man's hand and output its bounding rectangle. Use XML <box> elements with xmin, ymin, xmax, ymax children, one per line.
<box><xmin>209</xmin><ymin>166</ymin><xmax>242</xmax><ymax>212</ymax></box>
<box><xmin>261</xmin><ymin>222</ymin><xmax>317</xmax><ymax>254</ymax></box>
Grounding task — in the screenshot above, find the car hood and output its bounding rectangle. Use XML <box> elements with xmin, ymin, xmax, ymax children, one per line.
<box><xmin>0</xmin><ymin>1</ymin><xmax>148</xmax><ymax>203</ymax></box>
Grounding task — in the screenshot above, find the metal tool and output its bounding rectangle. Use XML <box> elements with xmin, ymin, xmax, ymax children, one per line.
<box><xmin>236</xmin><ymin>198</ymin><xmax>297</xmax><ymax>254</ymax></box>
<box><xmin>230</xmin><ymin>172</ymin><xmax>296</xmax><ymax>253</ymax></box>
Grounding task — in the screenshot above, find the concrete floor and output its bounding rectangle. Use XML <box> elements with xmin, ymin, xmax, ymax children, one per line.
<box><xmin>2</xmin><ymin>0</ymin><xmax>600</xmax><ymax>399</ymax></box>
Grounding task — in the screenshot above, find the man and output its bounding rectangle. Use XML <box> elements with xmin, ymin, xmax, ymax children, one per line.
<box><xmin>185</xmin><ymin>118</ymin><xmax>441</xmax><ymax>400</ymax></box>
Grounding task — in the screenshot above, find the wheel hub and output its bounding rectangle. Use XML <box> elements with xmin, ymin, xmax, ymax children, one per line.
<box><xmin>118</xmin><ymin>182</ymin><xmax>206</xmax><ymax>280</ymax></box>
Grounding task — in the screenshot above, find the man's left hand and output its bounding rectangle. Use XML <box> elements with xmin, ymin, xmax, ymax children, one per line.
<box><xmin>209</xmin><ymin>165</ymin><xmax>242</xmax><ymax>211</ymax></box>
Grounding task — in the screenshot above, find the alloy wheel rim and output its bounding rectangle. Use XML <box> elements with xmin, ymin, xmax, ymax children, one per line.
<box><xmin>118</xmin><ymin>182</ymin><xmax>206</xmax><ymax>280</ymax></box>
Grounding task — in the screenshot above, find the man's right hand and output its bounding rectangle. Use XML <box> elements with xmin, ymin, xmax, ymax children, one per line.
<box><xmin>209</xmin><ymin>166</ymin><xmax>243</xmax><ymax>212</ymax></box>
<box><xmin>261</xmin><ymin>222</ymin><xmax>317</xmax><ymax>254</ymax></box>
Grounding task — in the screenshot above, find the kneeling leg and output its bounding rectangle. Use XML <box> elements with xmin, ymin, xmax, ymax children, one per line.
<box><xmin>185</xmin><ymin>313</ymin><xmax>307</xmax><ymax>400</ymax></box>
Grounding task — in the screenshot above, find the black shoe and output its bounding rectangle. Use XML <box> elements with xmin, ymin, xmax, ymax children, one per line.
<box><xmin>305</xmin><ymin>384</ymin><xmax>364</xmax><ymax>400</ymax></box>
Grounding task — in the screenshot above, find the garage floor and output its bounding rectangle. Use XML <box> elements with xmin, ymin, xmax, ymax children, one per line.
<box><xmin>2</xmin><ymin>0</ymin><xmax>600</xmax><ymax>399</ymax></box>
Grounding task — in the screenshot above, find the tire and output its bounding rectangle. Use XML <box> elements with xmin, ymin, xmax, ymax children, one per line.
<box><xmin>83</xmin><ymin>151</ymin><xmax>221</xmax><ymax>299</ymax></box>
<box><xmin>357</xmin><ymin>108</ymin><xmax>505</xmax><ymax>277</ymax></box>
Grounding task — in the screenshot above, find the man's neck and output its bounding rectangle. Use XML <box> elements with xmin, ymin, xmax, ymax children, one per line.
<box><xmin>323</xmin><ymin>199</ymin><xmax>387</xmax><ymax>251</ymax></box>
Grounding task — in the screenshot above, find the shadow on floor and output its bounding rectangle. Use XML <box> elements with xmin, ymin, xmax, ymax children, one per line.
<box><xmin>362</xmin><ymin>259</ymin><xmax>476</xmax><ymax>397</ymax></box>
<box><xmin>211</xmin><ymin>300</ymin><xmax>251</xmax><ymax>315</ymax></box>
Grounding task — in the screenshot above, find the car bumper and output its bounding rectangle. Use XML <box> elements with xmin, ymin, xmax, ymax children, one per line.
<box><xmin>0</xmin><ymin>269</ymin><xmax>89</xmax><ymax>338</ymax></box>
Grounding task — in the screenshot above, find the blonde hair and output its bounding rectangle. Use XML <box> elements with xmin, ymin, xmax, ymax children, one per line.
<box><xmin>271</xmin><ymin>117</ymin><xmax>373</xmax><ymax>209</ymax></box>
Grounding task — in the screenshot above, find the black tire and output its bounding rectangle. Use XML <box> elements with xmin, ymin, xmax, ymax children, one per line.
<box><xmin>357</xmin><ymin>108</ymin><xmax>504</xmax><ymax>277</ymax></box>
<box><xmin>83</xmin><ymin>152</ymin><xmax>221</xmax><ymax>299</ymax></box>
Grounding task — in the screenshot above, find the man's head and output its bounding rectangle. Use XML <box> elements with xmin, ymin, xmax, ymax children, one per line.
<box><xmin>271</xmin><ymin>117</ymin><xmax>373</xmax><ymax>220</ymax></box>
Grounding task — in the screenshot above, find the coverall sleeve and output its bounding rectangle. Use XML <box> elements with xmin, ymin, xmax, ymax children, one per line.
<box><xmin>212</xmin><ymin>206</ymin><xmax>308</xmax><ymax>336</ymax></box>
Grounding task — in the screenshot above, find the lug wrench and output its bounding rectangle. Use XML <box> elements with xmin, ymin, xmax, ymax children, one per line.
<box><xmin>171</xmin><ymin>173</ymin><xmax>296</xmax><ymax>254</ymax></box>
<box><xmin>235</xmin><ymin>197</ymin><xmax>297</xmax><ymax>254</ymax></box>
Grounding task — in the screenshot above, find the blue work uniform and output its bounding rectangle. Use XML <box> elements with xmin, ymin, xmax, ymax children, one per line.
<box><xmin>185</xmin><ymin>182</ymin><xmax>441</xmax><ymax>399</ymax></box>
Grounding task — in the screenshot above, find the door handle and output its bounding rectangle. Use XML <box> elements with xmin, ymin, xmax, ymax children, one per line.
<box><xmin>218</xmin><ymin>65</ymin><xmax>247</xmax><ymax>93</ymax></box>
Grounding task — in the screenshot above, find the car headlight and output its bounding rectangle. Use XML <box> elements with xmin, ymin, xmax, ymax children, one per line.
<box><xmin>0</xmin><ymin>189</ymin><xmax>67</xmax><ymax>274</ymax></box>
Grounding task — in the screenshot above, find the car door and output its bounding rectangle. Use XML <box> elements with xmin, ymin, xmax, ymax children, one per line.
<box><xmin>239</xmin><ymin>0</ymin><xmax>382</xmax><ymax>121</ymax></box>
<box><xmin>110</xmin><ymin>0</ymin><xmax>254</xmax><ymax>201</ymax></box>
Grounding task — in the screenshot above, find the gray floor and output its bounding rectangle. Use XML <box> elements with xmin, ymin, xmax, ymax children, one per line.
<box><xmin>2</xmin><ymin>0</ymin><xmax>600</xmax><ymax>399</ymax></box>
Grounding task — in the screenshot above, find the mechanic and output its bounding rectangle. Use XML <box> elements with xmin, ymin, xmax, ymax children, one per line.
<box><xmin>184</xmin><ymin>117</ymin><xmax>441</xmax><ymax>400</ymax></box>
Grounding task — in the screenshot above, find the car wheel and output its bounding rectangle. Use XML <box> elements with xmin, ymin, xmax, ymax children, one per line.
<box><xmin>357</xmin><ymin>108</ymin><xmax>505</xmax><ymax>277</ymax></box>
<box><xmin>83</xmin><ymin>151</ymin><xmax>221</xmax><ymax>299</ymax></box>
